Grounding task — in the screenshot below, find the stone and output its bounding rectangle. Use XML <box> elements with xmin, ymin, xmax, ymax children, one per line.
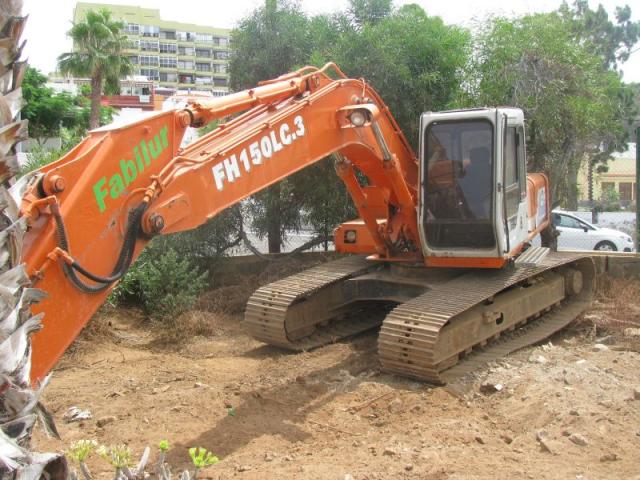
<box><xmin>264</xmin><ymin>452</ymin><xmax>275</xmax><ymax>462</ymax></box>
<box><xmin>592</xmin><ymin>344</ymin><xmax>609</xmax><ymax>352</ymax></box>
<box><xmin>568</xmin><ymin>433</ymin><xmax>588</xmax><ymax>446</ymax></box>
<box><xmin>480</xmin><ymin>381</ymin><xmax>504</xmax><ymax>394</ymax></box>
<box><xmin>528</xmin><ymin>354</ymin><xmax>547</xmax><ymax>364</ymax></box>
<box><xmin>474</xmin><ymin>435</ymin><xmax>485</xmax><ymax>445</ymax></box>
<box><xmin>624</xmin><ymin>328</ymin><xmax>640</xmax><ymax>337</ymax></box>
<box><xmin>600</xmin><ymin>453</ymin><xmax>619</xmax><ymax>462</ymax></box>
<box><xmin>500</xmin><ymin>433</ymin><xmax>513</xmax><ymax>444</ymax></box>
<box><xmin>388</xmin><ymin>397</ymin><xmax>404</xmax><ymax>414</ymax></box>
<box><xmin>536</xmin><ymin>430</ymin><xmax>557</xmax><ymax>454</ymax></box>
<box><xmin>569</xmin><ymin>409</ymin><xmax>580</xmax><ymax>416</ymax></box>
<box><xmin>595</xmin><ymin>335</ymin><xmax>615</xmax><ymax>345</ymax></box>
<box><xmin>96</xmin><ymin>416</ymin><xmax>116</xmax><ymax>428</ymax></box>
<box><xmin>236</xmin><ymin>465</ymin><xmax>252</xmax><ymax>472</ymax></box>
<box><xmin>405</xmin><ymin>464</ymin><xmax>414</xmax><ymax>471</ymax></box>
<box><xmin>383</xmin><ymin>447</ymin><xmax>397</xmax><ymax>456</ymax></box>
<box><xmin>633</xmin><ymin>387</ymin><xmax>640</xmax><ymax>401</ymax></box>
<box><xmin>344</xmin><ymin>475</ymin><xmax>354</xmax><ymax>480</ymax></box>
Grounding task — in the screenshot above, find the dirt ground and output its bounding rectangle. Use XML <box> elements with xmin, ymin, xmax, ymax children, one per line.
<box><xmin>33</xmin><ymin>261</ymin><xmax>640</xmax><ymax>480</ymax></box>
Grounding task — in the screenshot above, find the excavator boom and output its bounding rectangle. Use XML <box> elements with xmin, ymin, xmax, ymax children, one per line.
<box><xmin>21</xmin><ymin>63</ymin><xmax>421</xmax><ymax>381</ymax></box>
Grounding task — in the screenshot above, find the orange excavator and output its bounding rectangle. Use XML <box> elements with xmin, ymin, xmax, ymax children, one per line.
<box><xmin>1</xmin><ymin>62</ymin><xmax>599</xmax><ymax>475</ymax></box>
<box><xmin>13</xmin><ymin>63</ymin><xmax>595</xmax><ymax>387</ymax></box>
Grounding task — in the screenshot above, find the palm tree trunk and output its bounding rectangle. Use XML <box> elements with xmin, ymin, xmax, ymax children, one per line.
<box><xmin>89</xmin><ymin>72</ymin><xmax>102</xmax><ymax>130</ymax></box>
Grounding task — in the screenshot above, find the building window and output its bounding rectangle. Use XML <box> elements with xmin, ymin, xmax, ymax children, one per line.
<box><xmin>195</xmin><ymin>75</ymin><xmax>212</xmax><ymax>85</ymax></box>
<box><xmin>159</xmin><ymin>30</ymin><xmax>176</xmax><ymax>40</ymax></box>
<box><xmin>126</xmin><ymin>38</ymin><xmax>139</xmax><ymax>49</ymax></box>
<box><xmin>178</xmin><ymin>46</ymin><xmax>195</xmax><ymax>56</ymax></box>
<box><xmin>214</xmin><ymin>50</ymin><xmax>229</xmax><ymax>60</ymax></box>
<box><xmin>196</xmin><ymin>33</ymin><xmax>213</xmax><ymax>43</ymax></box>
<box><xmin>212</xmin><ymin>63</ymin><xmax>227</xmax><ymax>74</ymax></box>
<box><xmin>160</xmin><ymin>57</ymin><xmax>177</xmax><ymax>68</ymax></box>
<box><xmin>140</xmin><ymin>55</ymin><xmax>159</xmax><ymax>66</ymax></box>
<box><xmin>179</xmin><ymin>74</ymin><xmax>194</xmax><ymax>84</ymax></box>
<box><xmin>195</xmin><ymin>48</ymin><xmax>212</xmax><ymax>58</ymax></box>
<box><xmin>160</xmin><ymin>43</ymin><xmax>177</xmax><ymax>54</ymax></box>
<box><xmin>160</xmin><ymin>72</ymin><xmax>177</xmax><ymax>82</ymax></box>
<box><xmin>140</xmin><ymin>68</ymin><xmax>159</xmax><ymax>80</ymax></box>
<box><xmin>125</xmin><ymin>23</ymin><xmax>139</xmax><ymax>35</ymax></box>
<box><xmin>140</xmin><ymin>25</ymin><xmax>159</xmax><ymax>37</ymax></box>
<box><xmin>619</xmin><ymin>182</ymin><xmax>633</xmax><ymax>202</ymax></box>
<box><xmin>177</xmin><ymin>31</ymin><xmax>196</xmax><ymax>42</ymax></box>
<box><xmin>195</xmin><ymin>62</ymin><xmax>211</xmax><ymax>72</ymax></box>
<box><xmin>129</xmin><ymin>55</ymin><xmax>139</xmax><ymax>65</ymax></box>
<box><xmin>140</xmin><ymin>40</ymin><xmax>158</xmax><ymax>52</ymax></box>
<box><xmin>213</xmin><ymin>77</ymin><xmax>228</xmax><ymax>87</ymax></box>
<box><xmin>177</xmin><ymin>60</ymin><xmax>194</xmax><ymax>70</ymax></box>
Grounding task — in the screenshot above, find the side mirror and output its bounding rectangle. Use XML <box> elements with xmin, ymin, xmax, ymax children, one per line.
<box><xmin>583</xmin><ymin>227</ymin><xmax>588</xmax><ymax>233</ymax></box>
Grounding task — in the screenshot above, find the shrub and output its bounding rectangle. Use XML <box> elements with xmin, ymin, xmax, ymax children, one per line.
<box><xmin>114</xmin><ymin>246</ymin><xmax>208</xmax><ymax>321</ymax></box>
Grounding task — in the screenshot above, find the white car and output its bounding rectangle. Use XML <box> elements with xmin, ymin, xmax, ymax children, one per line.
<box><xmin>552</xmin><ymin>211</ymin><xmax>635</xmax><ymax>252</ymax></box>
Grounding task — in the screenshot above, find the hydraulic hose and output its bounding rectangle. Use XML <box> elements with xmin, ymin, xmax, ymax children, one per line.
<box><xmin>52</xmin><ymin>203</ymin><xmax>148</xmax><ymax>293</ymax></box>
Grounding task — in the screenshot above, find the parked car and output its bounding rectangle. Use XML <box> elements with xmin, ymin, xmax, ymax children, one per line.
<box><xmin>552</xmin><ymin>210</ymin><xmax>635</xmax><ymax>252</ymax></box>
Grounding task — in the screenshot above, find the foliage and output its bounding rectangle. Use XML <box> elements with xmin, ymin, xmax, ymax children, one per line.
<box><xmin>291</xmin><ymin>158</ymin><xmax>357</xmax><ymax>248</ymax></box>
<box><xmin>97</xmin><ymin>444</ymin><xmax>131</xmax><ymax>469</ymax></box>
<box><xmin>463</xmin><ymin>12</ymin><xmax>635</xmax><ymax>208</ymax></box>
<box><xmin>67</xmin><ymin>440</ymin><xmax>219</xmax><ymax>480</ymax></box>
<box><xmin>188</xmin><ymin>447</ymin><xmax>219</xmax><ymax>470</ymax></box>
<box><xmin>347</xmin><ymin>0</ymin><xmax>392</xmax><ymax>29</ymax></box>
<box><xmin>20</xmin><ymin>127</ymin><xmax>85</xmax><ymax>176</ymax></box>
<box><xmin>114</xmin><ymin>247</ymin><xmax>208</xmax><ymax>320</ymax></box>
<box><xmin>329</xmin><ymin>4</ymin><xmax>470</xmax><ymax>148</ymax></box>
<box><xmin>229</xmin><ymin>0</ymin><xmax>312</xmax><ymax>252</ymax></box>
<box><xmin>66</xmin><ymin>440</ymin><xmax>97</xmax><ymax>463</ymax></box>
<box><xmin>559</xmin><ymin>0</ymin><xmax>640</xmax><ymax>68</ymax></box>
<box><xmin>22</xmin><ymin>67</ymin><xmax>79</xmax><ymax>139</ymax></box>
<box><xmin>598</xmin><ymin>185</ymin><xmax>622</xmax><ymax>211</ymax></box>
<box><xmin>57</xmin><ymin>8</ymin><xmax>132</xmax><ymax>129</ymax></box>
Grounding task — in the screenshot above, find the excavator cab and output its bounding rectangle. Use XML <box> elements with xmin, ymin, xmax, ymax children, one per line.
<box><xmin>418</xmin><ymin>108</ymin><xmax>549</xmax><ymax>268</ymax></box>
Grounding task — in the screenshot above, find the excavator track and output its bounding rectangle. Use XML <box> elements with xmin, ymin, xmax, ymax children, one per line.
<box><xmin>244</xmin><ymin>255</ymin><xmax>383</xmax><ymax>350</ymax></box>
<box><xmin>378</xmin><ymin>253</ymin><xmax>596</xmax><ymax>383</ymax></box>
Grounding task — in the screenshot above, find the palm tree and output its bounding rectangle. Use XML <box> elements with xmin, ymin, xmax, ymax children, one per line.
<box><xmin>57</xmin><ymin>8</ymin><xmax>132</xmax><ymax>129</ymax></box>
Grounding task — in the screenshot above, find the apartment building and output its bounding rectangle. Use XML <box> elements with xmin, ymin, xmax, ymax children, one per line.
<box><xmin>74</xmin><ymin>3</ymin><xmax>231</xmax><ymax>96</ymax></box>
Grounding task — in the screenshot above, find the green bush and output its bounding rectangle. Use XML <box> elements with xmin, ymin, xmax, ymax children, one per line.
<box><xmin>114</xmin><ymin>247</ymin><xmax>208</xmax><ymax>321</ymax></box>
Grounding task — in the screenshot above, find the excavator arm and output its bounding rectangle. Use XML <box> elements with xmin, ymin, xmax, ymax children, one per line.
<box><xmin>20</xmin><ymin>63</ymin><xmax>422</xmax><ymax>381</ymax></box>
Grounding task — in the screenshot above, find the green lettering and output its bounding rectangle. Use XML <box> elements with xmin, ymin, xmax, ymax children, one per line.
<box><xmin>148</xmin><ymin>135</ymin><xmax>163</xmax><ymax>160</ymax></box>
<box><xmin>93</xmin><ymin>177</ymin><xmax>108</xmax><ymax>213</ymax></box>
<box><xmin>94</xmin><ymin>124</ymin><xmax>169</xmax><ymax>213</ymax></box>
<box><xmin>109</xmin><ymin>173</ymin><xmax>125</xmax><ymax>199</ymax></box>
<box><xmin>120</xmin><ymin>158</ymin><xmax>137</xmax><ymax>186</ymax></box>
<box><xmin>160</xmin><ymin>125</ymin><xmax>169</xmax><ymax>148</ymax></box>
<box><xmin>134</xmin><ymin>146</ymin><xmax>144</xmax><ymax>173</ymax></box>
<box><xmin>140</xmin><ymin>140</ymin><xmax>151</xmax><ymax>166</ymax></box>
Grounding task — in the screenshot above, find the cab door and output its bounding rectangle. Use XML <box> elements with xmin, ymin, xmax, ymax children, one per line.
<box><xmin>501</xmin><ymin>120</ymin><xmax>528</xmax><ymax>251</ymax></box>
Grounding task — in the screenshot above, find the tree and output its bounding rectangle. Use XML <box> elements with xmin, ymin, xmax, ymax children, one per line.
<box><xmin>57</xmin><ymin>8</ymin><xmax>132</xmax><ymax>129</ymax></box>
<box><xmin>559</xmin><ymin>0</ymin><xmax>640</xmax><ymax>69</ymax></box>
<box><xmin>347</xmin><ymin>0</ymin><xmax>392</xmax><ymax>29</ymax></box>
<box><xmin>22</xmin><ymin>67</ymin><xmax>78</xmax><ymax>141</ymax></box>
<box><xmin>229</xmin><ymin>0</ymin><xmax>311</xmax><ymax>252</ymax></box>
<box><xmin>331</xmin><ymin>4</ymin><xmax>471</xmax><ymax>148</ymax></box>
<box><xmin>465</xmin><ymin>12</ymin><xmax>634</xmax><ymax>208</ymax></box>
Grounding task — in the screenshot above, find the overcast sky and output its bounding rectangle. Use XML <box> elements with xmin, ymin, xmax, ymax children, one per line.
<box><xmin>22</xmin><ymin>0</ymin><xmax>640</xmax><ymax>82</ymax></box>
